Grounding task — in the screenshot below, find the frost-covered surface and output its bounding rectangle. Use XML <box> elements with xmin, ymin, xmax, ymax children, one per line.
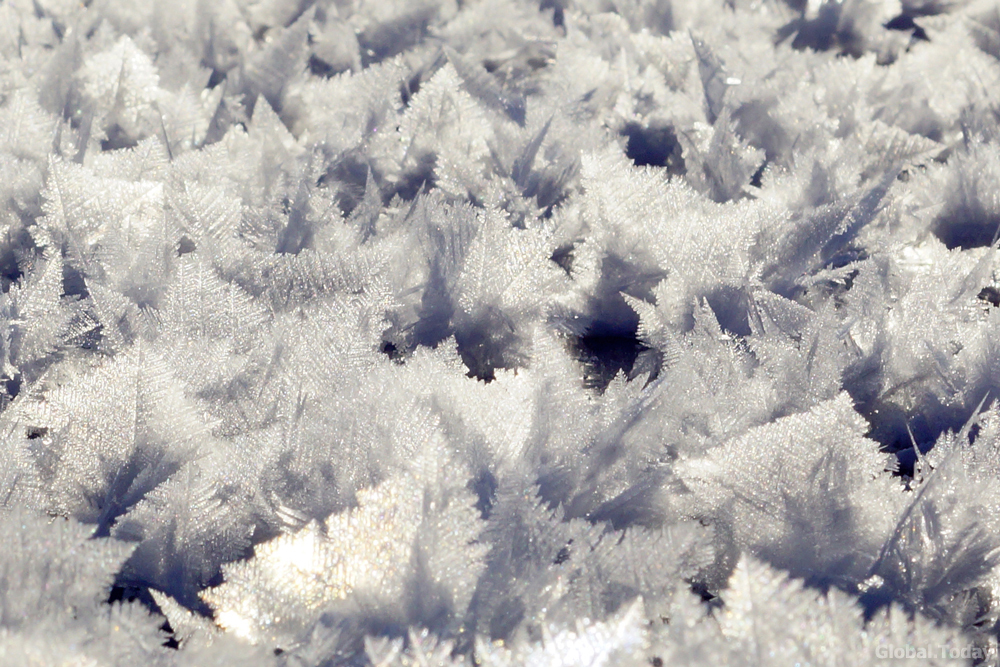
<box><xmin>4</xmin><ymin>0</ymin><xmax>1000</xmax><ymax>665</ymax></box>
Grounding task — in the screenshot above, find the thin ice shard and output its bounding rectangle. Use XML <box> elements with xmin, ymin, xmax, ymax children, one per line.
<box><xmin>445</xmin><ymin>46</ymin><xmax>527</xmax><ymax>126</ymax></box>
<box><xmin>203</xmin><ymin>471</ymin><xmax>486</xmax><ymax>646</ymax></box>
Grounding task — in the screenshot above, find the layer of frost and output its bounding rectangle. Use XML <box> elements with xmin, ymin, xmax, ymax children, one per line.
<box><xmin>2</xmin><ymin>0</ymin><xmax>1000</xmax><ymax>665</ymax></box>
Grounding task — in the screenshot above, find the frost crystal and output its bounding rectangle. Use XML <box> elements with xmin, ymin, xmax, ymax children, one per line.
<box><xmin>2</xmin><ymin>0</ymin><xmax>1000</xmax><ymax>664</ymax></box>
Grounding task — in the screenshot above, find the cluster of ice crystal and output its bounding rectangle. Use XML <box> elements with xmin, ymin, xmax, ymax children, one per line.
<box><xmin>3</xmin><ymin>0</ymin><xmax>1000</xmax><ymax>664</ymax></box>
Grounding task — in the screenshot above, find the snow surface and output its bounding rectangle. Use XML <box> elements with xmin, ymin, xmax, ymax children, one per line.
<box><xmin>2</xmin><ymin>0</ymin><xmax>1000</xmax><ymax>664</ymax></box>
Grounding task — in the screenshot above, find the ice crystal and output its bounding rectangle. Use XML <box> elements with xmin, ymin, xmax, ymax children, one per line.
<box><xmin>202</xmin><ymin>464</ymin><xmax>487</xmax><ymax>647</ymax></box>
<box><xmin>3</xmin><ymin>0</ymin><xmax>1000</xmax><ymax>664</ymax></box>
